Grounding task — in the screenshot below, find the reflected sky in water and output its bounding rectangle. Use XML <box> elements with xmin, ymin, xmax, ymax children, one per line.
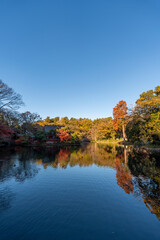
<box><xmin>0</xmin><ymin>144</ymin><xmax>160</xmax><ymax>240</ymax></box>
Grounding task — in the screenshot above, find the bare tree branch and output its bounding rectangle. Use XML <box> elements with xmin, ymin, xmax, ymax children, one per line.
<box><xmin>0</xmin><ymin>80</ymin><xmax>24</xmax><ymax>111</ymax></box>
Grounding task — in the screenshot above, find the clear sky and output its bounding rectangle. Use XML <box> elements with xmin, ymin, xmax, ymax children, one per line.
<box><xmin>0</xmin><ymin>0</ymin><xmax>160</xmax><ymax>119</ymax></box>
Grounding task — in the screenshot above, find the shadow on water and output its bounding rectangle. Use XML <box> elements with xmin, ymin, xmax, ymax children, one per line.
<box><xmin>0</xmin><ymin>144</ymin><xmax>160</xmax><ymax>220</ymax></box>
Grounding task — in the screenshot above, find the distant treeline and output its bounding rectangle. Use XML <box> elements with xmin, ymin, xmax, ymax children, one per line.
<box><xmin>0</xmin><ymin>79</ymin><xmax>160</xmax><ymax>145</ymax></box>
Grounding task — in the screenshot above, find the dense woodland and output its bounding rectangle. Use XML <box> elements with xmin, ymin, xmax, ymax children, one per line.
<box><xmin>0</xmin><ymin>79</ymin><xmax>160</xmax><ymax>146</ymax></box>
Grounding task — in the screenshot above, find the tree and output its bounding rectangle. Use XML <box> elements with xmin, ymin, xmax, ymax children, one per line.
<box><xmin>135</xmin><ymin>86</ymin><xmax>160</xmax><ymax>115</ymax></box>
<box><xmin>20</xmin><ymin>111</ymin><xmax>41</xmax><ymax>134</ymax></box>
<box><xmin>94</xmin><ymin>118</ymin><xmax>115</xmax><ymax>140</ymax></box>
<box><xmin>0</xmin><ymin>124</ymin><xmax>14</xmax><ymax>143</ymax></box>
<box><xmin>113</xmin><ymin>100</ymin><xmax>128</xmax><ymax>140</ymax></box>
<box><xmin>0</xmin><ymin>80</ymin><xmax>24</xmax><ymax>111</ymax></box>
<box><xmin>126</xmin><ymin>86</ymin><xmax>160</xmax><ymax>144</ymax></box>
<box><xmin>35</xmin><ymin>130</ymin><xmax>46</xmax><ymax>141</ymax></box>
<box><xmin>58</xmin><ymin>129</ymin><xmax>71</xmax><ymax>142</ymax></box>
<box><xmin>0</xmin><ymin>110</ymin><xmax>21</xmax><ymax>129</ymax></box>
<box><xmin>0</xmin><ymin>124</ymin><xmax>13</xmax><ymax>137</ymax></box>
<box><xmin>154</xmin><ymin>86</ymin><xmax>160</xmax><ymax>96</ymax></box>
<box><xmin>60</xmin><ymin>117</ymin><xmax>69</xmax><ymax>125</ymax></box>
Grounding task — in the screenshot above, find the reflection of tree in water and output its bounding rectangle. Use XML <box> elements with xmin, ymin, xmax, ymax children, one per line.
<box><xmin>69</xmin><ymin>146</ymin><xmax>93</xmax><ymax>167</ymax></box>
<box><xmin>0</xmin><ymin>187</ymin><xmax>15</xmax><ymax>213</ymax></box>
<box><xmin>34</xmin><ymin>147</ymin><xmax>70</xmax><ymax>169</ymax></box>
<box><xmin>59</xmin><ymin>144</ymin><xmax>118</xmax><ymax>168</ymax></box>
<box><xmin>94</xmin><ymin>144</ymin><xmax>117</xmax><ymax>167</ymax></box>
<box><xmin>115</xmin><ymin>153</ymin><xmax>134</xmax><ymax>195</ymax></box>
<box><xmin>128</xmin><ymin>150</ymin><xmax>160</xmax><ymax>221</ymax></box>
<box><xmin>35</xmin><ymin>147</ymin><xmax>60</xmax><ymax>169</ymax></box>
<box><xmin>33</xmin><ymin>144</ymin><xmax>118</xmax><ymax>169</ymax></box>
<box><xmin>56</xmin><ymin>149</ymin><xmax>70</xmax><ymax>168</ymax></box>
<box><xmin>1</xmin><ymin>145</ymin><xmax>160</xmax><ymax>221</ymax></box>
<box><xmin>0</xmin><ymin>148</ymin><xmax>39</xmax><ymax>182</ymax></box>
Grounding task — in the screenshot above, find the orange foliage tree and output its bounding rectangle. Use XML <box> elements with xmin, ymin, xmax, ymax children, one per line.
<box><xmin>113</xmin><ymin>100</ymin><xmax>128</xmax><ymax>140</ymax></box>
<box><xmin>58</xmin><ymin>129</ymin><xmax>71</xmax><ymax>142</ymax></box>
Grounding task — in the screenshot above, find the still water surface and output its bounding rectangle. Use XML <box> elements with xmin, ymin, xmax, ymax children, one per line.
<box><xmin>0</xmin><ymin>144</ymin><xmax>160</xmax><ymax>240</ymax></box>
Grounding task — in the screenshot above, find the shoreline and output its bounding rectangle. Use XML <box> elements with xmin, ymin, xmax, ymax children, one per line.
<box><xmin>1</xmin><ymin>141</ymin><xmax>160</xmax><ymax>151</ymax></box>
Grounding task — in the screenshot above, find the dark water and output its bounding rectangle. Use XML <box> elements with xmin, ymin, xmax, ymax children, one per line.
<box><xmin>0</xmin><ymin>144</ymin><xmax>160</xmax><ymax>240</ymax></box>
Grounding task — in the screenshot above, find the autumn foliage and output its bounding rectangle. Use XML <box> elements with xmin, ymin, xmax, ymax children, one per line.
<box><xmin>58</xmin><ymin>129</ymin><xmax>71</xmax><ymax>142</ymax></box>
<box><xmin>113</xmin><ymin>100</ymin><xmax>128</xmax><ymax>131</ymax></box>
<box><xmin>0</xmin><ymin>124</ymin><xmax>14</xmax><ymax>138</ymax></box>
<box><xmin>0</xmin><ymin>79</ymin><xmax>160</xmax><ymax>146</ymax></box>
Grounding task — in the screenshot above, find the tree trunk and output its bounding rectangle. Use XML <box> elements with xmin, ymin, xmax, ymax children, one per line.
<box><xmin>122</xmin><ymin>124</ymin><xmax>126</xmax><ymax>141</ymax></box>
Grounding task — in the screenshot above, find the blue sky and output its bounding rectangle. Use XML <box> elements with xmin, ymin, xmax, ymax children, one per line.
<box><xmin>0</xmin><ymin>0</ymin><xmax>160</xmax><ymax>119</ymax></box>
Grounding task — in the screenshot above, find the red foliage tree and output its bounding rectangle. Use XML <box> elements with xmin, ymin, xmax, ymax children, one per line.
<box><xmin>113</xmin><ymin>100</ymin><xmax>127</xmax><ymax>140</ymax></box>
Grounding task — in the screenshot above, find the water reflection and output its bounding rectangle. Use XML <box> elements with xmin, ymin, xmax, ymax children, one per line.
<box><xmin>0</xmin><ymin>144</ymin><xmax>160</xmax><ymax>220</ymax></box>
<box><xmin>115</xmin><ymin>153</ymin><xmax>134</xmax><ymax>195</ymax></box>
<box><xmin>35</xmin><ymin>144</ymin><xmax>117</xmax><ymax>168</ymax></box>
<box><xmin>0</xmin><ymin>148</ymin><xmax>39</xmax><ymax>182</ymax></box>
<box><xmin>128</xmin><ymin>149</ymin><xmax>160</xmax><ymax>221</ymax></box>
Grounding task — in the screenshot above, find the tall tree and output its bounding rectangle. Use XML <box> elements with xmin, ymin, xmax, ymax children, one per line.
<box><xmin>113</xmin><ymin>100</ymin><xmax>128</xmax><ymax>140</ymax></box>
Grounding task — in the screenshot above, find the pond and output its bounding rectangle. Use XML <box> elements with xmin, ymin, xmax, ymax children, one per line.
<box><xmin>0</xmin><ymin>144</ymin><xmax>160</xmax><ymax>240</ymax></box>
